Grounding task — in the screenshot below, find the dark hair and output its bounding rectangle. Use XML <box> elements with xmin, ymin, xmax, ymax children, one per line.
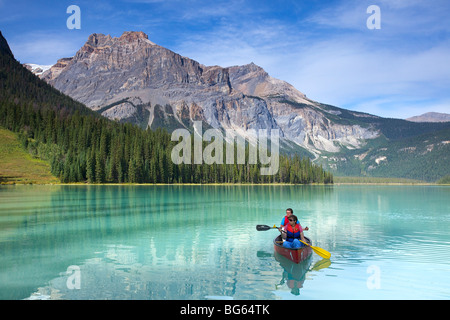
<box><xmin>289</xmin><ymin>215</ymin><xmax>298</xmax><ymax>222</ymax></box>
<box><xmin>286</xmin><ymin>208</ymin><xmax>293</xmax><ymax>214</ymax></box>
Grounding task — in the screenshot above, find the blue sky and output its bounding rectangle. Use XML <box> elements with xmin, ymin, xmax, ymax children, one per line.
<box><xmin>1</xmin><ymin>0</ymin><xmax>449</xmax><ymax>119</ymax></box>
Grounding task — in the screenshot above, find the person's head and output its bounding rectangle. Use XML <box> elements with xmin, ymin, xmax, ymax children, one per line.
<box><xmin>288</xmin><ymin>214</ymin><xmax>298</xmax><ymax>226</ymax></box>
<box><xmin>286</xmin><ymin>208</ymin><xmax>293</xmax><ymax>217</ymax></box>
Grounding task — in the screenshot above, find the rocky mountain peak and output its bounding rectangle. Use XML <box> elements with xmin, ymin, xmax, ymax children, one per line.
<box><xmin>86</xmin><ymin>33</ymin><xmax>112</xmax><ymax>46</ymax></box>
<box><xmin>229</xmin><ymin>62</ymin><xmax>308</xmax><ymax>104</ymax></box>
<box><xmin>120</xmin><ymin>31</ymin><xmax>149</xmax><ymax>42</ymax></box>
<box><xmin>41</xmin><ymin>31</ymin><xmax>230</xmax><ymax>109</ymax></box>
<box><xmin>36</xmin><ymin>30</ymin><xmax>382</xmax><ymax>156</ymax></box>
<box><xmin>80</xmin><ymin>31</ymin><xmax>155</xmax><ymax>56</ymax></box>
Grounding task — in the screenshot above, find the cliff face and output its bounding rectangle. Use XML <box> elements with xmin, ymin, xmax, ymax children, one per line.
<box><xmin>228</xmin><ymin>63</ymin><xmax>379</xmax><ymax>153</ymax></box>
<box><xmin>39</xmin><ymin>31</ymin><xmax>379</xmax><ymax>155</ymax></box>
<box><xmin>43</xmin><ymin>32</ymin><xmax>211</xmax><ymax>107</ymax></box>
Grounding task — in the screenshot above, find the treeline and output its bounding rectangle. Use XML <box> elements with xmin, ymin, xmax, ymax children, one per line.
<box><xmin>0</xmin><ymin>41</ymin><xmax>333</xmax><ymax>184</ymax></box>
<box><xmin>0</xmin><ymin>102</ymin><xmax>333</xmax><ymax>184</ymax></box>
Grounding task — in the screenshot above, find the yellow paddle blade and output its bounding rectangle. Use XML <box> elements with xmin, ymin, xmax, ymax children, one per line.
<box><xmin>311</xmin><ymin>245</ymin><xmax>331</xmax><ymax>259</ymax></box>
<box><xmin>311</xmin><ymin>258</ymin><xmax>332</xmax><ymax>271</ymax></box>
<box><xmin>299</xmin><ymin>240</ymin><xmax>331</xmax><ymax>260</ymax></box>
<box><xmin>273</xmin><ymin>225</ymin><xmax>277</xmax><ymax>228</ymax></box>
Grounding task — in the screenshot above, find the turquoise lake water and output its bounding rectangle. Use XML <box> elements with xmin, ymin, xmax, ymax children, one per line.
<box><xmin>0</xmin><ymin>185</ymin><xmax>449</xmax><ymax>300</ymax></box>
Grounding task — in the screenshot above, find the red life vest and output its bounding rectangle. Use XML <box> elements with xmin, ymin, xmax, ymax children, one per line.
<box><xmin>282</xmin><ymin>215</ymin><xmax>301</xmax><ymax>228</ymax></box>
<box><xmin>285</xmin><ymin>223</ymin><xmax>302</xmax><ymax>242</ymax></box>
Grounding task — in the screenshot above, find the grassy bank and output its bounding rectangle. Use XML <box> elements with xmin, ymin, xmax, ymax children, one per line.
<box><xmin>0</xmin><ymin>127</ymin><xmax>59</xmax><ymax>184</ymax></box>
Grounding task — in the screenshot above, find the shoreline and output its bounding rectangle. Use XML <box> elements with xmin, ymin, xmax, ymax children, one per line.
<box><xmin>1</xmin><ymin>182</ymin><xmax>446</xmax><ymax>186</ymax></box>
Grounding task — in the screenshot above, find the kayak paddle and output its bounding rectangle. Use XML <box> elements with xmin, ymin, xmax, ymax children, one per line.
<box><xmin>256</xmin><ymin>224</ymin><xmax>279</xmax><ymax>231</ymax></box>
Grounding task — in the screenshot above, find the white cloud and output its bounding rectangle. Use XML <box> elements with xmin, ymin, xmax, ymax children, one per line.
<box><xmin>304</xmin><ymin>1</ymin><xmax>367</xmax><ymax>31</ymax></box>
<box><xmin>173</xmin><ymin>1</ymin><xmax>450</xmax><ymax>119</ymax></box>
<box><xmin>6</xmin><ymin>0</ymin><xmax>449</xmax><ymax>119</ymax></box>
<box><xmin>174</xmin><ymin>20</ymin><xmax>291</xmax><ymax>68</ymax></box>
<box><xmin>284</xmin><ymin>39</ymin><xmax>450</xmax><ymax>118</ymax></box>
<box><xmin>9</xmin><ymin>32</ymin><xmax>86</xmax><ymax>65</ymax></box>
<box><xmin>349</xmin><ymin>97</ymin><xmax>450</xmax><ymax>120</ymax></box>
<box><xmin>289</xmin><ymin>38</ymin><xmax>450</xmax><ymax>92</ymax></box>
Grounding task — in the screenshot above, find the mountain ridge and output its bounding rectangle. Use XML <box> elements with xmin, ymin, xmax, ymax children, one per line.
<box><xmin>0</xmin><ymin>30</ymin><xmax>332</xmax><ymax>184</ymax></box>
<box><xmin>36</xmin><ymin>31</ymin><xmax>383</xmax><ymax>157</ymax></box>
<box><xmin>18</xmin><ymin>31</ymin><xmax>450</xmax><ymax>181</ymax></box>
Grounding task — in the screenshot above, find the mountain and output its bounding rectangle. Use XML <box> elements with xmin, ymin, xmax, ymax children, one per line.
<box><xmin>39</xmin><ymin>32</ymin><xmax>379</xmax><ymax>156</ymax></box>
<box><xmin>406</xmin><ymin>112</ymin><xmax>450</xmax><ymax>123</ymax></box>
<box><xmin>32</xmin><ymin>31</ymin><xmax>450</xmax><ymax>181</ymax></box>
<box><xmin>0</xmin><ymin>30</ymin><xmax>331</xmax><ymax>185</ymax></box>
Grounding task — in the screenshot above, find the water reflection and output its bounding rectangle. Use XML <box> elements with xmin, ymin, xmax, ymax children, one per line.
<box><xmin>1</xmin><ymin>185</ymin><xmax>449</xmax><ymax>300</ymax></box>
<box><xmin>274</xmin><ymin>253</ymin><xmax>312</xmax><ymax>295</ymax></box>
<box><xmin>273</xmin><ymin>252</ymin><xmax>332</xmax><ymax>296</ymax></box>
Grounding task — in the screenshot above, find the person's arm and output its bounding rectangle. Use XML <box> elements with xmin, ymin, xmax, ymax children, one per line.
<box><xmin>298</xmin><ymin>222</ymin><xmax>308</xmax><ymax>231</ymax></box>
<box><xmin>298</xmin><ymin>224</ymin><xmax>306</xmax><ymax>243</ymax></box>
<box><xmin>300</xmin><ymin>231</ymin><xmax>306</xmax><ymax>243</ymax></box>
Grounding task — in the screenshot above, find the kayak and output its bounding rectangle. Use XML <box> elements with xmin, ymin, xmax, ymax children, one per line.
<box><xmin>273</xmin><ymin>235</ymin><xmax>312</xmax><ymax>264</ymax></box>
